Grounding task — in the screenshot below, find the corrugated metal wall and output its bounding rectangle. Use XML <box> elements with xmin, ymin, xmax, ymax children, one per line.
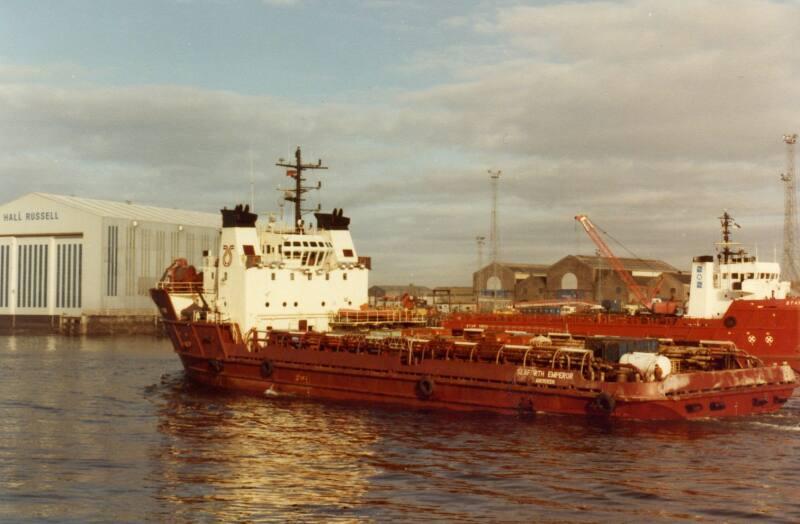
<box><xmin>102</xmin><ymin>219</ymin><xmax>219</xmax><ymax>310</ymax></box>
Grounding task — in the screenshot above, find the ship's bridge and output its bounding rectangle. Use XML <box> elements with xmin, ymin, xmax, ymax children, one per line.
<box><xmin>260</xmin><ymin>232</ymin><xmax>334</xmax><ymax>269</ymax></box>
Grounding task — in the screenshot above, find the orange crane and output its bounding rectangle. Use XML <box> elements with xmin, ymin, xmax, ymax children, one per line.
<box><xmin>574</xmin><ymin>214</ymin><xmax>663</xmax><ymax>310</ymax></box>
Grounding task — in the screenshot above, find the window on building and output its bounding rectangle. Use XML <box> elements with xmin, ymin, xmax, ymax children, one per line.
<box><xmin>106</xmin><ymin>225</ymin><xmax>118</xmax><ymax>297</ymax></box>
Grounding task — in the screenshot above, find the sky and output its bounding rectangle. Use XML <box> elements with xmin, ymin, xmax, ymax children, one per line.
<box><xmin>1</xmin><ymin>0</ymin><xmax>799</xmax><ymax>286</ymax></box>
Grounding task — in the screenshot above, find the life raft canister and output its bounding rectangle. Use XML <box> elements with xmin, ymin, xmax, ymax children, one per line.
<box><xmin>260</xmin><ymin>360</ymin><xmax>274</xmax><ymax>378</ymax></box>
<box><xmin>416</xmin><ymin>376</ymin><xmax>435</xmax><ymax>399</ymax></box>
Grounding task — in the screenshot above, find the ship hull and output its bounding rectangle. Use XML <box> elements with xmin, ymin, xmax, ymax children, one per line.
<box><xmin>163</xmin><ymin>318</ymin><xmax>796</xmax><ymax>421</ymax></box>
<box><xmin>445</xmin><ymin>299</ymin><xmax>800</xmax><ymax>371</ymax></box>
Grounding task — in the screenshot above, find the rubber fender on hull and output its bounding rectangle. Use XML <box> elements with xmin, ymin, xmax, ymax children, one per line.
<box><xmin>208</xmin><ymin>359</ymin><xmax>224</xmax><ymax>374</ymax></box>
<box><xmin>260</xmin><ymin>360</ymin><xmax>274</xmax><ymax>378</ymax></box>
<box><xmin>590</xmin><ymin>392</ymin><xmax>616</xmax><ymax>414</ymax></box>
<box><xmin>416</xmin><ymin>376</ymin><xmax>435</xmax><ymax>400</ymax></box>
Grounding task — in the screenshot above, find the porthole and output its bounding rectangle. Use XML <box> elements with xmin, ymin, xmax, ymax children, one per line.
<box><xmin>294</xmin><ymin>301</ymin><xmax>298</xmax><ymax>307</ymax></box>
<box><xmin>265</xmin><ymin>302</ymin><xmax>270</xmax><ymax>307</ymax></box>
<box><xmin>321</xmin><ymin>301</ymin><xmax>326</xmax><ymax>306</ymax></box>
<box><xmin>282</xmin><ymin>302</ymin><xmax>287</xmax><ymax>307</ymax></box>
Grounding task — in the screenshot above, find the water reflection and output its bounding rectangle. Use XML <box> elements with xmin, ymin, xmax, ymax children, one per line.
<box><xmin>149</xmin><ymin>372</ymin><xmax>800</xmax><ymax>522</ymax></box>
<box><xmin>149</xmin><ymin>375</ymin><xmax>380</xmax><ymax>522</ymax></box>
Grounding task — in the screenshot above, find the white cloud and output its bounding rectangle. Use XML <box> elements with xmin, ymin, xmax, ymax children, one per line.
<box><xmin>1</xmin><ymin>0</ymin><xmax>797</xmax><ymax>285</ymax></box>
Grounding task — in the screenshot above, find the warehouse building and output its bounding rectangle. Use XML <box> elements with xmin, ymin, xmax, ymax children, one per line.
<box><xmin>473</xmin><ymin>262</ymin><xmax>550</xmax><ymax>311</ymax></box>
<box><xmin>0</xmin><ymin>193</ymin><xmax>220</xmax><ymax>332</ymax></box>
<box><xmin>475</xmin><ymin>256</ymin><xmax>690</xmax><ymax>309</ymax></box>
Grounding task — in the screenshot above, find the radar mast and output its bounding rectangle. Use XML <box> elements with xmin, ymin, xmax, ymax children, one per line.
<box><xmin>276</xmin><ymin>146</ymin><xmax>328</xmax><ymax>233</ymax></box>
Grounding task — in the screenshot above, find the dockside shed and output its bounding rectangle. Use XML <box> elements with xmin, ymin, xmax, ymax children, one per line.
<box><xmin>0</xmin><ymin>193</ymin><xmax>220</xmax><ymax>328</ymax></box>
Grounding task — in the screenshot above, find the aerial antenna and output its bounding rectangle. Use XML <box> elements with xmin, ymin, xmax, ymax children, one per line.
<box><xmin>276</xmin><ymin>146</ymin><xmax>328</xmax><ymax>233</ymax></box>
<box><xmin>249</xmin><ymin>148</ymin><xmax>255</xmax><ymax>212</ymax></box>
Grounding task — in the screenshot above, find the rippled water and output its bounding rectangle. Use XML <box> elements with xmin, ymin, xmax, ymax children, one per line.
<box><xmin>1</xmin><ymin>335</ymin><xmax>799</xmax><ymax>523</ymax></box>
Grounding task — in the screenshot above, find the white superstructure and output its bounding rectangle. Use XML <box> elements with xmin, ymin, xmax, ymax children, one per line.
<box><xmin>189</xmin><ymin>205</ymin><xmax>368</xmax><ymax>332</ymax></box>
<box><xmin>165</xmin><ymin>147</ymin><xmax>370</xmax><ymax>333</ymax></box>
<box><xmin>687</xmin><ymin>212</ymin><xmax>790</xmax><ymax>318</ymax></box>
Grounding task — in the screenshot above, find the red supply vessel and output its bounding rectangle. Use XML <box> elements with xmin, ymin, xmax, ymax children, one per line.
<box><xmin>447</xmin><ymin>213</ymin><xmax>800</xmax><ymax>372</ymax></box>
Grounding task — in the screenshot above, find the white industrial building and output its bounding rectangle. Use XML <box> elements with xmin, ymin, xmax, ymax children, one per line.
<box><xmin>0</xmin><ymin>193</ymin><xmax>220</xmax><ymax>329</ymax></box>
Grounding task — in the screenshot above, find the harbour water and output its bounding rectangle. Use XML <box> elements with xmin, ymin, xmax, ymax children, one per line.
<box><xmin>1</xmin><ymin>335</ymin><xmax>798</xmax><ymax>523</ymax></box>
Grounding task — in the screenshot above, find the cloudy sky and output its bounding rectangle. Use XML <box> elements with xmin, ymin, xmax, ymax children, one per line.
<box><xmin>1</xmin><ymin>0</ymin><xmax>798</xmax><ymax>285</ymax></box>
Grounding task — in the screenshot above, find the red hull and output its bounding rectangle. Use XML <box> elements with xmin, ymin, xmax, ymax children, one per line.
<box><xmin>161</xmin><ymin>318</ymin><xmax>797</xmax><ymax>421</ymax></box>
<box><xmin>444</xmin><ymin>299</ymin><xmax>800</xmax><ymax>371</ymax></box>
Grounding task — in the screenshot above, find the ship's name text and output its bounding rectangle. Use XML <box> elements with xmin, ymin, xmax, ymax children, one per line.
<box><xmin>516</xmin><ymin>367</ymin><xmax>574</xmax><ymax>384</ymax></box>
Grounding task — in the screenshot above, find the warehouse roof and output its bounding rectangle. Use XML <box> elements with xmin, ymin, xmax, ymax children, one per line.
<box><xmin>32</xmin><ymin>193</ymin><xmax>220</xmax><ymax>228</ymax></box>
<box><xmin>369</xmin><ymin>284</ymin><xmax>432</xmax><ymax>297</ymax></box>
<box><xmin>571</xmin><ymin>255</ymin><xmax>678</xmax><ymax>273</ymax></box>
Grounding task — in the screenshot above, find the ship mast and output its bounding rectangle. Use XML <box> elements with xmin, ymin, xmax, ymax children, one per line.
<box><xmin>717</xmin><ymin>211</ymin><xmax>740</xmax><ymax>264</ymax></box>
<box><xmin>276</xmin><ymin>146</ymin><xmax>327</xmax><ymax>233</ymax></box>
